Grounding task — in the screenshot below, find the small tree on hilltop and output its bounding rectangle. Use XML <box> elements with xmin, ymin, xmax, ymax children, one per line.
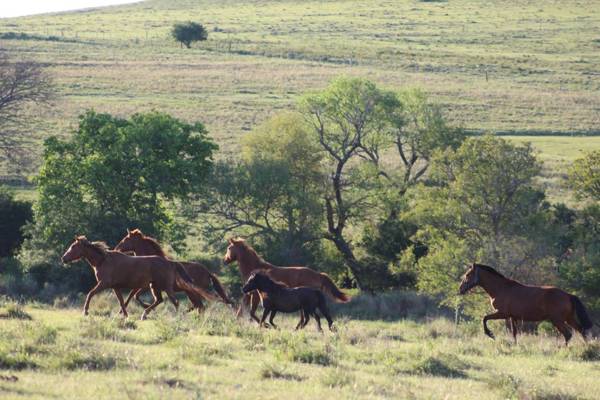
<box><xmin>171</xmin><ymin>22</ymin><xmax>208</xmax><ymax>48</ymax></box>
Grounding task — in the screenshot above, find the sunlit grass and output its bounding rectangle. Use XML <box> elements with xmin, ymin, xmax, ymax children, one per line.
<box><xmin>0</xmin><ymin>301</ymin><xmax>597</xmax><ymax>399</ymax></box>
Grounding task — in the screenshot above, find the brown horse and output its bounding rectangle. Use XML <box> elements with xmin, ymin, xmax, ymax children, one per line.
<box><xmin>62</xmin><ymin>236</ymin><xmax>210</xmax><ymax>320</ymax></box>
<box><xmin>223</xmin><ymin>237</ymin><xmax>350</xmax><ymax>323</ymax></box>
<box><xmin>115</xmin><ymin>229</ymin><xmax>231</xmax><ymax>312</ymax></box>
<box><xmin>459</xmin><ymin>263</ymin><xmax>593</xmax><ymax>345</ymax></box>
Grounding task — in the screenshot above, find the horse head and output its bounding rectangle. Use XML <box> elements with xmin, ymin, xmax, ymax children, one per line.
<box><xmin>223</xmin><ymin>237</ymin><xmax>244</xmax><ymax>265</ymax></box>
<box><xmin>115</xmin><ymin>228</ymin><xmax>144</xmax><ymax>253</ymax></box>
<box><xmin>62</xmin><ymin>236</ymin><xmax>88</xmax><ymax>263</ymax></box>
<box><xmin>459</xmin><ymin>263</ymin><xmax>480</xmax><ymax>294</ymax></box>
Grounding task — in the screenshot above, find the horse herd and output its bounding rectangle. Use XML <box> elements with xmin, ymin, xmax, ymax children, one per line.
<box><xmin>61</xmin><ymin>229</ymin><xmax>594</xmax><ymax>345</ymax></box>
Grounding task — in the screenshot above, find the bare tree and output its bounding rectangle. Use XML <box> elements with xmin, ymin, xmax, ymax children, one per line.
<box><xmin>0</xmin><ymin>49</ymin><xmax>53</xmax><ymax>172</ymax></box>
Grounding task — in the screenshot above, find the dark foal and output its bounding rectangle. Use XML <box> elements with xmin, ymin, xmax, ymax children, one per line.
<box><xmin>242</xmin><ymin>272</ymin><xmax>335</xmax><ymax>331</ymax></box>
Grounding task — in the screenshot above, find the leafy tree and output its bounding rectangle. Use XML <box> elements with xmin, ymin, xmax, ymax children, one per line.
<box><xmin>570</xmin><ymin>150</ymin><xmax>600</xmax><ymax>201</ymax></box>
<box><xmin>300</xmin><ymin>77</ymin><xmax>463</xmax><ymax>289</ymax></box>
<box><xmin>0</xmin><ymin>186</ymin><xmax>32</xmax><ymax>257</ymax></box>
<box><xmin>560</xmin><ymin>151</ymin><xmax>600</xmax><ymax>311</ymax></box>
<box><xmin>409</xmin><ymin>135</ymin><xmax>558</xmax><ymax>313</ymax></box>
<box><xmin>199</xmin><ymin>113</ymin><xmax>325</xmax><ymax>265</ymax></box>
<box><xmin>20</xmin><ymin>110</ymin><xmax>217</xmax><ymax>269</ymax></box>
<box><xmin>171</xmin><ymin>22</ymin><xmax>208</xmax><ymax>48</ymax></box>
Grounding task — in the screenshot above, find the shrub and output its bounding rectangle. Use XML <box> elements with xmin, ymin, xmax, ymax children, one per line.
<box><xmin>59</xmin><ymin>351</ymin><xmax>117</xmax><ymax>371</ymax></box>
<box><xmin>0</xmin><ymin>302</ymin><xmax>32</xmax><ymax>320</ymax></box>
<box><xmin>260</xmin><ymin>362</ymin><xmax>303</xmax><ymax>381</ymax></box>
<box><xmin>0</xmin><ymin>186</ymin><xmax>32</xmax><ymax>257</ymax></box>
<box><xmin>171</xmin><ymin>22</ymin><xmax>208</xmax><ymax>48</ymax></box>
<box><xmin>560</xmin><ymin>342</ymin><xmax>600</xmax><ymax>362</ymax></box>
<box><xmin>320</xmin><ymin>368</ymin><xmax>353</xmax><ymax>387</ymax></box>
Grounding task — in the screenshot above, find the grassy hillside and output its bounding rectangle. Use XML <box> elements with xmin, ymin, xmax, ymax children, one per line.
<box><xmin>0</xmin><ymin>298</ymin><xmax>598</xmax><ymax>399</ymax></box>
<box><xmin>1</xmin><ymin>0</ymin><xmax>599</xmax><ymax>176</ymax></box>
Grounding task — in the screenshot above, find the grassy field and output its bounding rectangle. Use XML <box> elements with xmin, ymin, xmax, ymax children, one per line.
<box><xmin>0</xmin><ymin>297</ymin><xmax>598</xmax><ymax>400</ymax></box>
<box><xmin>1</xmin><ymin>0</ymin><xmax>600</xmax><ymax>176</ymax></box>
<box><xmin>505</xmin><ymin>136</ymin><xmax>600</xmax><ymax>205</ymax></box>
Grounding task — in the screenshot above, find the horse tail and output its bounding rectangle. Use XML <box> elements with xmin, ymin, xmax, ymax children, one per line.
<box><xmin>319</xmin><ymin>273</ymin><xmax>350</xmax><ymax>303</ymax></box>
<box><xmin>174</xmin><ymin>262</ymin><xmax>219</xmax><ymax>302</ymax></box>
<box><xmin>209</xmin><ymin>271</ymin><xmax>233</xmax><ymax>305</ymax></box>
<box><xmin>570</xmin><ymin>295</ymin><xmax>593</xmax><ymax>333</ymax></box>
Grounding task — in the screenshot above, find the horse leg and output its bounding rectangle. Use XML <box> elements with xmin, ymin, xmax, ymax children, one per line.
<box><xmin>259</xmin><ymin>308</ymin><xmax>270</xmax><ymax>328</ymax></box>
<box><xmin>566</xmin><ymin>315</ymin><xmax>586</xmax><ymax>342</ymax></box>
<box><xmin>184</xmin><ymin>291</ymin><xmax>204</xmax><ymax>313</ymax></box>
<box><xmin>82</xmin><ymin>281</ymin><xmax>106</xmax><ymax>316</ymax></box>
<box><xmin>166</xmin><ymin>290</ymin><xmax>179</xmax><ymax>311</ymax></box>
<box><xmin>510</xmin><ymin>318</ymin><xmax>518</xmax><ymax>344</ymax></box>
<box><xmin>236</xmin><ymin>294</ymin><xmax>249</xmax><ymax>319</ymax></box>
<box><xmin>249</xmin><ymin>292</ymin><xmax>261</xmax><ymax>324</ymax></box>
<box><xmin>320</xmin><ymin>306</ymin><xmax>335</xmax><ymax>332</ymax></box>
<box><xmin>121</xmin><ymin>289</ymin><xmax>137</xmax><ymax>313</ymax></box>
<box><xmin>268</xmin><ymin>311</ymin><xmax>278</xmax><ymax>329</ymax></box>
<box><xmin>482</xmin><ymin>311</ymin><xmax>507</xmax><ymax>340</ymax></box>
<box><xmin>113</xmin><ymin>289</ymin><xmax>128</xmax><ymax>318</ymax></box>
<box><xmin>301</xmin><ymin>310</ymin><xmax>311</xmax><ymax>329</ymax></box>
<box><xmin>552</xmin><ymin>319</ymin><xmax>573</xmax><ymax>346</ymax></box>
<box><xmin>141</xmin><ymin>285</ymin><xmax>163</xmax><ymax>320</ymax></box>
<box><xmin>295</xmin><ymin>310</ymin><xmax>305</xmax><ymax>330</ymax></box>
<box><xmin>313</xmin><ymin>311</ymin><xmax>323</xmax><ymax>332</ymax></box>
<box><xmin>134</xmin><ymin>288</ymin><xmax>152</xmax><ymax>309</ymax></box>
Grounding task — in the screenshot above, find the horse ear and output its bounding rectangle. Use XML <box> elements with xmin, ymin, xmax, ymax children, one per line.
<box><xmin>228</xmin><ymin>237</ymin><xmax>234</xmax><ymax>244</ymax></box>
<box><xmin>127</xmin><ymin>228</ymin><xmax>131</xmax><ymax>234</ymax></box>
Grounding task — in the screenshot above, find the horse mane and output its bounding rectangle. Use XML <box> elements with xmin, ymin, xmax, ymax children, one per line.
<box><xmin>78</xmin><ymin>237</ymin><xmax>109</xmax><ymax>257</ymax></box>
<box><xmin>251</xmin><ymin>271</ymin><xmax>288</xmax><ymax>290</ymax></box>
<box><xmin>474</xmin><ymin>263</ymin><xmax>508</xmax><ymax>279</ymax></box>
<box><xmin>140</xmin><ymin>233</ymin><xmax>167</xmax><ymax>257</ymax></box>
<box><xmin>233</xmin><ymin>238</ymin><xmax>268</xmax><ymax>264</ymax></box>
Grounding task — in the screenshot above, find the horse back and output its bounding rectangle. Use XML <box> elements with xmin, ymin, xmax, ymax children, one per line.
<box><xmin>179</xmin><ymin>261</ymin><xmax>212</xmax><ymax>287</ymax></box>
<box><xmin>502</xmin><ymin>283</ymin><xmax>572</xmax><ymax>319</ymax></box>
<box><xmin>102</xmin><ymin>253</ymin><xmax>175</xmax><ymax>288</ymax></box>
<box><xmin>267</xmin><ymin>266</ymin><xmax>322</xmax><ymax>289</ymax></box>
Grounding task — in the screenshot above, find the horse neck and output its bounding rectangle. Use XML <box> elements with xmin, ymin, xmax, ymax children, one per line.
<box><xmin>82</xmin><ymin>245</ymin><xmax>106</xmax><ymax>269</ymax></box>
<box><xmin>136</xmin><ymin>238</ymin><xmax>167</xmax><ymax>258</ymax></box>
<box><xmin>478</xmin><ymin>270</ymin><xmax>512</xmax><ymax>298</ymax></box>
<box><xmin>238</xmin><ymin>249</ymin><xmax>274</xmax><ymax>278</ymax></box>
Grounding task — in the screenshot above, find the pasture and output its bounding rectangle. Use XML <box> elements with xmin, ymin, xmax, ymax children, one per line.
<box><xmin>0</xmin><ymin>298</ymin><xmax>598</xmax><ymax>400</ymax></box>
<box><xmin>1</xmin><ymin>0</ymin><xmax>600</xmax><ymax>177</ymax></box>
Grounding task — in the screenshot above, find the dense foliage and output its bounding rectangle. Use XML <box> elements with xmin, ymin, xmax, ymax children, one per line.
<box><xmin>0</xmin><ymin>186</ymin><xmax>32</xmax><ymax>257</ymax></box>
<box><xmin>20</xmin><ymin>110</ymin><xmax>217</xmax><ymax>271</ymax></box>
<box><xmin>171</xmin><ymin>22</ymin><xmax>208</xmax><ymax>48</ymax></box>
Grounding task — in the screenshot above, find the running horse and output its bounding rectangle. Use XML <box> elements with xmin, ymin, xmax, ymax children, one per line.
<box><xmin>223</xmin><ymin>237</ymin><xmax>350</xmax><ymax>323</ymax></box>
<box><xmin>62</xmin><ymin>236</ymin><xmax>212</xmax><ymax>319</ymax></box>
<box><xmin>115</xmin><ymin>229</ymin><xmax>232</xmax><ymax>312</ymax></box>
<box><xmin>459</xmin><ymin>263</ymin><xmax>593</xmax><ymax>345</ymax></box>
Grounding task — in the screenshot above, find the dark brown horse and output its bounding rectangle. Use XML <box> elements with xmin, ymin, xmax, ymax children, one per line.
<box><xmin>459</xmin><ymin>263</ymin><xmax>593</xmax><ymax>345</ymax></box>
<box><xmin>115</xmin><ymin>229</ymin><xmax>231</xmax><ymax>312</ymax></box>
<box><xmin>242</xmin><ymin>272</ymin><xmax>335</xmax><ymax>331</ymax></box>
<box><xmin>223</xmin><ymin>238</ymin><xmax>350</xmax><ymax>323</ymax></box>
<box><xmin>62</xmin><ymin>236</ymin><xmax>210</xmax><ymax>320</ymax></box>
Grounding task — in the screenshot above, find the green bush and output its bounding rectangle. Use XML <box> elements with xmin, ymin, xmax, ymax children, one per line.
<box><xmin>171</xmin><ymin>22</ymin><xmax>208</xmax><ymax>48</ymax></box>
<box><xmin>0</xmin><ymin>186</ymin><xmax>32</xmax><ymax>257</ymax></box>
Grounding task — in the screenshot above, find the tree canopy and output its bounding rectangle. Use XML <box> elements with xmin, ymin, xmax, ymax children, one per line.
<box><xmin>20</xmin><ymin>110</ymin><xmax>217</xmax><ymax>267</ymax></box>
<box><xmin>171</xmin><ymin>22</ymin><xmax>208</xmax><ymax>48</ymax></box>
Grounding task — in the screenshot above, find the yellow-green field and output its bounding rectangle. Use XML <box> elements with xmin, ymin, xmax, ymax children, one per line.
<box><xmin>1</xmin><ymin>0</ymin><xmax>600</xmax><ymax>176</ymax></box>
<box><xmin>0</xmin><ymin>298</ymin><xmax>598</xmax><ymax>400</ymax></box>
<box><xmin>506</xmin><ymin>136</ymin><xmax>600</xmax><ymax>205</ymax></box>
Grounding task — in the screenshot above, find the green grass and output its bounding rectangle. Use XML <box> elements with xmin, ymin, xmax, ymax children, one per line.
<box><xmin>0</xmin><ymin>300</ymin><xmax>598</xmax><ymax>399</ymax></box>
<box><xmin>506</xmin><ymin>136</ymin><xmax>600</xmax><ymax>205</ymax></box>
<box><xmin>1</xmin><ymin>0</ymin><xmax>599</xmax><ymax>176</ymax></box>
